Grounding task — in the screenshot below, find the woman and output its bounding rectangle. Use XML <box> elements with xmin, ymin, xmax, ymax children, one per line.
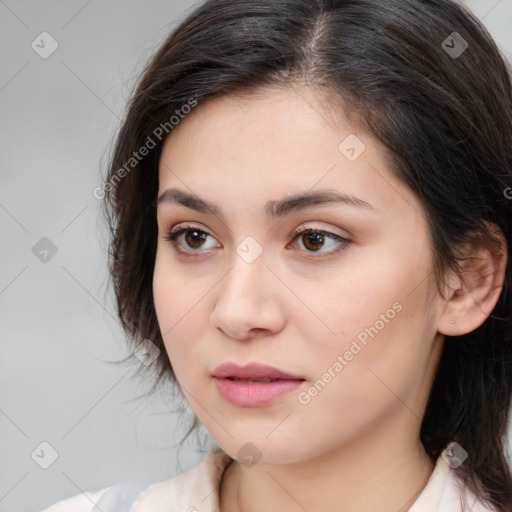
<box><xmin>39</xmin><ymin>0</ymin><xmax>512</xmax><ymax>510</ymax></box>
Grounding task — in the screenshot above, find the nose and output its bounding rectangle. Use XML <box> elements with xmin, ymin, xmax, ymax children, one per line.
<box><xmin>210</xmin><ymin>248</ymin><xmax>286</xmax><ymax>341</ymax></box>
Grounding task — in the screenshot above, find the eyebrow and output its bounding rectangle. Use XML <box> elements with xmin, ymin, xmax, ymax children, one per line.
<box><xmin>157</xmin><ymin>187</ymin><xmax>375</xmax><ymax>221</ymax></box>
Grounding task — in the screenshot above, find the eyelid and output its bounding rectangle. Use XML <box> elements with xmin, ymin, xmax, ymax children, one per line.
<box><xmin>289</xmin><ymin>223</ymin><xmax>349</xmax><ymax>241</ymax></box>
<box><xmin>167</xmin><ymin>222</ymin><xmax>349</xmax><ymax>241</ymax></box>
<box><xmin>167</xmin><ymin>222</ymin><xmax>220</xmax><ymax>241</ymax></box>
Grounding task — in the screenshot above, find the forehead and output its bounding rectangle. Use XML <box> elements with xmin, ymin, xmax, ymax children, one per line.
<box><xmin>157</xmin><ymin>86</ymin><xmax>423</xmax><ymax>221</ymax></box>
<box><xmin>161</xmin><ymin>86</ymin><xmax>360</xmax><ymax>160</ymax></box>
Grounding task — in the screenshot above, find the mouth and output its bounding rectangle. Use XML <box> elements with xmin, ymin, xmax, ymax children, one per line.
<box><xmin>213</xmin><ymin>376</ymin><xmax>305</xmax><ymax>407</ymax></box>
<box><xmin>211</xmin><ymin>362</ymin><xmax>306</xmax><ymax>407</ymax></box>
<box><xmin>224</xmin><ymin>377</ymin><xmax>296</xmax><ymax>383</ymax></box>
<box><xmin>212</xmin><ymin>361</ymin><xmax>305</xmax><ymax>381</ymax></box>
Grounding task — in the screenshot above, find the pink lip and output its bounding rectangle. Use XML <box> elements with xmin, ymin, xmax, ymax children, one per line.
<box><xmin>212</xmin><ymin>362</ymin><xmax>305</xmax><ymax>380</ymax></box>
<box><xmin>212</xmin><ymin>362</ymin><xmax>306</xmax><ymax>407</ymax></box>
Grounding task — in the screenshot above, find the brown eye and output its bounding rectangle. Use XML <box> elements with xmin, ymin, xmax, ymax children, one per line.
<box><xmin>184</xmin><ymin>229</ymin><xmax>208</xmax><ymax>249</ymax></box>
<box><xmin>164</xmin><ymin>223</ymin><xmax>351</xmax><ymax>258</ymax></box>
<box><xmin>289</xmin><ymin>226</ymin><xmax>351</xmax><ymax>256</ymax></box>
<box><xmin>301</xmin><ymin>232</ymin><xmax>325</xmax><ymax>252</ymax></box>
<box><xmin>163</xmin><ymin>225</ymin><xmax>220</xmax><ymax>254</ymax></box>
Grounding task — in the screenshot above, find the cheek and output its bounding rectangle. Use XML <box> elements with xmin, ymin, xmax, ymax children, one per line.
<box><xmin>294</xmin><ymin>251</ymin><xmax>433</xmax><ymax>394</ymax></box>
<box><xmin>153</xmin><ymin>245</ymin><xmax>210</xmax><ymax>325</ymax></box>
<box><xmin>152</xmin><ymin>252</ymin><xmax>208</xmax><ymax>379</ymax></box>
<box><xmin>293</xmin><ymin>308</ymin><xmax>430</xmax><ymax>447</ymax></box>
<box><xmin>292</xmin><ymin>258</ymin><xmax>405</xmax><ymax>349</ymax></box>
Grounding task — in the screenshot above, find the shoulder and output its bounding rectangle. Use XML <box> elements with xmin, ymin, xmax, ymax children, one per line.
<box><xmin>35</xmin><ymin>450</ymin><xmax>233</xmax><ymax>512</ymax></box>
<box><xmin>37</xmin><ymin>487</ymin><xmax>112</xmax><ymax>512</ymax></box>
<box><xmin>131</xmin><ymin>449</ymin><xmax>233</xmax><ymax>511</ymax></box>
<box><xmin>439</xmin><ymin>470</ymin><xmax>499</xmax><ymax>512</ymax></box>
<box><xmin>410</xmin><ymin>445</ymin><xmax>500</xmax><ymax>512</ymax></box>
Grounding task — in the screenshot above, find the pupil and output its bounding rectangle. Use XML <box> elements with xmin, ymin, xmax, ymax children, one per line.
<box><xmin>186</xmin><ymin>230</ymin><xmax>206</xmax><ymax>248</ymax></box>
<box><xmin>304</xmin><ymin>232</ymin><xmax>324</xmax><ymax>251</ymax></box>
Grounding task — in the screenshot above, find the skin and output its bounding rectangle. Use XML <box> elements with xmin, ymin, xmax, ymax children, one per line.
<box><xmin>152</xmin><ymin>85</ymin><xmax>506</xmax><ymax>512</ymax></box>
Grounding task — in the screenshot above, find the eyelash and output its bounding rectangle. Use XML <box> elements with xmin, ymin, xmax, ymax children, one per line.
<box><xmin>163</xmin><ymin>223</ymin><xmax>351</xmax><ymax>258</ymax></box>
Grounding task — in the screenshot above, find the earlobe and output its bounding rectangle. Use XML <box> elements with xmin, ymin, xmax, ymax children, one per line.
<box><xmin>437</xmin><ymin>223</ymin><xmax>507</xmax><ymax>337</ymax></box>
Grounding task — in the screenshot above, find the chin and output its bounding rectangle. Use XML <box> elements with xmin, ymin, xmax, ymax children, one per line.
<box><xmin>217</xmin><ymin>436</ymin><xmax>310</xmax><ymax>466</ymax></box>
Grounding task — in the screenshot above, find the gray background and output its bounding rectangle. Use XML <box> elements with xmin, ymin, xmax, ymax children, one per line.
<box><xmin>1</xmin><ymin>1</ymin><xmax>511</xmax><ymax>511</ymax></box>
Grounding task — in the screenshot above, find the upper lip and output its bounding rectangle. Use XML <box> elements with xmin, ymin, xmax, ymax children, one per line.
<box><xmin>212</xmin><ymin>362</ymin><xmax>305</xmax><ymax>380</ymax></box>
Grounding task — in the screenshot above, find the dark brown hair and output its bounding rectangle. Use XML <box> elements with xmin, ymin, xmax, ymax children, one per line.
<box><xmin>100</xmin><ymin>0</ymin><xmax>512</xmax><ymax>509</ymax></box>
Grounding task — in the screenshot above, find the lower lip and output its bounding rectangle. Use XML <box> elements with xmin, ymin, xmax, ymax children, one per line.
<box><xmin>213</xmin><ymin>377</ymin><xmax>305</xmax><ymax>407</ymax></box>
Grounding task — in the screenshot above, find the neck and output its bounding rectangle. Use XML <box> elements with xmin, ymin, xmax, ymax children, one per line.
<box><xmin>219</xmin><ymin>429</ymin><xmax>435</xmax><ymax>512</ymax></box>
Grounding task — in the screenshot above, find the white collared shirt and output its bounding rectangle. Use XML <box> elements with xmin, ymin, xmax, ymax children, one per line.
<box><xmin>38</xmin><ymin>446</ymin><xmax>497</xmax><ymax>512</ymax></box>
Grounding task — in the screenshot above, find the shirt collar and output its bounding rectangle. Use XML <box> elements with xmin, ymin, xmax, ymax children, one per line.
<box><xmin>131</xmin><ymin>446</ymin><xmax>474</xmax><ymax>512</ymax></box>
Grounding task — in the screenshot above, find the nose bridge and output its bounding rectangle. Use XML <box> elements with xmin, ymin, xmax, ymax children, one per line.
<box><xmin>223</xmin><ymin>237</ymin><xmax>268</xmax><ymax>301</ymax></box>
<box><xmin>210</xmin><ymin>237</ymin><xmax>285</xmax><ymax>338</ymax></box>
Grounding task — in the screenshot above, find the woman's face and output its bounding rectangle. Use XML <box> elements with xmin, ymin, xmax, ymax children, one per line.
<box><xmin>153</xmin><ymin>86</ymin><xmax>446</xmax><ymax>464</ymax></box>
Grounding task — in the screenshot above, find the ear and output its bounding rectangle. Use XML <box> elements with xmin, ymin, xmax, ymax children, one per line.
<box><xmin>438</xmin><ymin>223</ymin><xmax>508</xmax><ymax>336</ymax></box>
